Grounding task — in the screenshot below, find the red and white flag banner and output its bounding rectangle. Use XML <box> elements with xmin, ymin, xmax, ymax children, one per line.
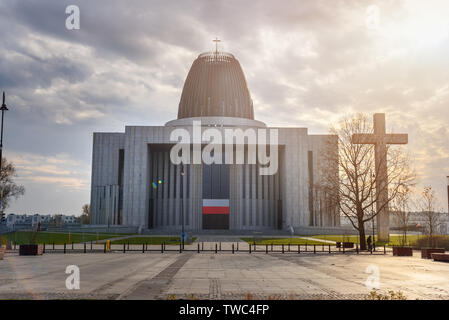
<box><xmin>202</xmin><ymin>199</ymin><xmax>229</xmax><ymax>215</ymax></box>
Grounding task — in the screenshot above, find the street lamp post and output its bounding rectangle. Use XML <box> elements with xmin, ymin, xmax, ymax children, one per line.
<box><xmin>180</xmin><ymin>163</ymin><xmax>185</xmax><ymax>250</ymax></box>
<box><xmin>0</xmin><ymin>92</ymin><xmax>8</xmax><ymax>221</ymax></box>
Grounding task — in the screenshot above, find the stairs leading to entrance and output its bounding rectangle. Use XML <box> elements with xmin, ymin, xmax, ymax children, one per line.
<box><xmin>141</xmin><ymin>229</ymin><xmax>291</xmax><ymax>237</ymax></box>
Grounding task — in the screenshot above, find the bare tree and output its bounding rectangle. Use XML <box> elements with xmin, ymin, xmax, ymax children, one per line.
<box><xmin>81</xmin><ymin>204</ymin><xmax>90</xmax><ymax>225</ymax></box>
<box><xmin>0</xmin><ymin>157</ymin><xmax>25</xmax><ymax>220</ymax></box>
<box><xmin>419</xmin><ymin>186</ymin><xmax>443</xmax><ymax>247</ymax></box>
<box><xmin>318</xmin><ymin>113</ymin><xmax>415</xmax><ymax>250</ymax></box>
<box><xmin>391</xmin><ymin>186</ymin><xmax>413</xmax><ymax>246</ymax></box>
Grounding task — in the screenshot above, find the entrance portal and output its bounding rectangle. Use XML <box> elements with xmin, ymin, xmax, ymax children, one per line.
<box><xmin>202</xmin><ymin>199</ymin><xmax>229</xmax><ymax>229</ymax></box>
<box><xmin>202</xmin><ymin>160</ymin><xmax>229</xmax><ymax>230</ymax></box>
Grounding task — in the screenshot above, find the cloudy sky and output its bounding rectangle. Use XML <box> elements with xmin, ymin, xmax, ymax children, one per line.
<box><xmin>1</xmin><ymin>0</ymin><xmax>448</xmax><ymax>215</ymax></box>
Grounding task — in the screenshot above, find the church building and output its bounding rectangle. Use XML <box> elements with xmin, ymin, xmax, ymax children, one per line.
<box><xmin>90</xmin><ymin>48</ymin><xmax>340</xmax><ymax>233</ymax></box>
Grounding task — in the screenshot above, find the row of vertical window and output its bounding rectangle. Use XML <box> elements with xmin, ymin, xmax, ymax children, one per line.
<box><xmin>149</xmin><ymin>150</ymin><xmax>190</xmax><ymax>199</ymax></box>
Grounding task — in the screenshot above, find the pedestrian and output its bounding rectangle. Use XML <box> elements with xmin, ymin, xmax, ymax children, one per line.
<box><xmin>367</xmin><ymin>235</ymin><xmax>372</xmax><ymax>250</ymax></box>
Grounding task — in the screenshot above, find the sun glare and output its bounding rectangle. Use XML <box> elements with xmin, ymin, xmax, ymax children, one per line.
<box><xmin>381</xmin><ymin>1</ymin><xmax>449</xmax><ymax>49</ymax></box>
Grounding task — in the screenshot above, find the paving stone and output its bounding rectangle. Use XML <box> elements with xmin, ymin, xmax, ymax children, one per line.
<box><xmin>1</xmin><ymin>249</ymin><xmax>449</xmax><ymax>299</ymax></box>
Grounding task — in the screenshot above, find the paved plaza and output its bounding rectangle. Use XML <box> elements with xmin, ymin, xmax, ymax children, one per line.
<box><xmin>1</xmin><ymin>242</ymin><xmax>449</xmax><ymax>300</ymax></box>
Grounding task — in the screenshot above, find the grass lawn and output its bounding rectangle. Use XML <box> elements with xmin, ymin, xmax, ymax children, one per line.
<box><xmin>240</xmin><ymin>237</ymin><xmax>327</xmax><ymax>245</ymax></box>
<box><xmin>3</xmin><ymin>231</ymin><xmax>130</xmax><ymax>245</ymax></box>
<box><xmin>311</xmin><ymin>234</ymin><xmax>424</xmax><ymax>247</ymax></box>
<box><xmin>110</xmin><ymin>236</ymin><xmax>196</xmax><ymax>245</ymax></box>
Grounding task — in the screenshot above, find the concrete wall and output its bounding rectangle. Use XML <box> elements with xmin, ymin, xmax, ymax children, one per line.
<box><xmin>90</xmin><ymin>133</ymin><xmax>124</xmax><ymax>224</ymax></box>
<box><xmin>91</xmin><ymin>122</ymin><xmax>338</xmax><ymax>232</ymax></box>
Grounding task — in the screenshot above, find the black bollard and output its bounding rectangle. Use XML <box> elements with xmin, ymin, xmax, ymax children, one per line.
<box><xmin>215</xmin><ymin>243</ymin><xmax>217</xmax><ymax>254</ymax></box>
<box><xmin>123</xmin><ymin>243</ymin><xmax>126</xmax><ymax>253</ymax></box>
<box><xmin>288</xmin><ymin>243</ymin><xmax>290</xmax><ymax>252</ymax></box>
<box><xmin>266</xmin><ymin>244</ymin><xmax>268</xmax><ymax>254</ymax></box>
<box><xmin>179</xmin><ymin>243</ymin><xmax>182</xmax><ymax>254</ymax></box>
<box><xmin>43</xmin><ymin>243</ymin><xmax>46</xmax><ymax>254</ymax></box>
<box><xmin>202</xmin><ymin>242</ymin><xmax>204</xmax><ymax>251</ymax></box>
<box><xmin>53</xmin><ymin>242</ymin><xmax>55</xmax><ymax>250</ymax></box>
<box><xmin>84</xmin><ymin>243</ymin><xmax>86</xmax><ymax>254</ymax></box>
<box><xmin>197</xmin><ymin>243</ymin><xmax>200</xmax><ymax>253</ymax></box>
<box><xmin>314</xmin><ymin>245</ymin><xmax>316</xmax><ymax>254</ymax></box>
<box><xmin>356</xmin><ymin>243</ymin><xmax>359</xmax><ymax>254</ymax></box>
<box><xmin>232</xmin><ymin>244</ymin><xmax>235</xmax><ymax>254</ymax></box>
<box><xmin>161</xmin><ymin>243</ymin><xmax>164</xmax><ymax>253</ymax></box>
<box><xmin>282</xmin><ymin>244</ymin><xmax>284</xmax><ymax>254</ymax></box>
<box><xmin>90</xmin><ymin>241</ymin><xmax>92</xmax><ymax>251</ymax></box>
<box><xmin>104</xmin><ymin>243</ymin><xmax>106</xmax><ymax>253</ymax></box>
<box><xmin>384</xmin><ymin>245</ymin><xmax>386</xmax><ymax>254</ymax></box>
<box><xmin>249</xmin><ymin>244</ymin><xmax>251</xmax><ymax>254</ymax></box>
<box><xmin>298</xmin><ymin>244</ymin><xmax>300</xmax><ymax>254</ymax></box>
<box><xmin>237</xmin><ymin>242</ymin><xmax>239</xmax><ymax>251</ymax></box>
<box><xmin>143</xmin><ymin>243</ymin><xmax>146</xmax><ymax>253</ymax></box>
<box><xmin>329</xmin><ymin>244</ymin><xmax>331</xmax><ymax>254</ymax></box>
<box><xmin>64</xmin><ymin>243</ymin><xmax>66</xmax><ymax>254</ymax></box>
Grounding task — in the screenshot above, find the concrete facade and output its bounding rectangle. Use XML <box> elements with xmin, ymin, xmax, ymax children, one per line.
<box><xmin>90</xmin><ymin>124</ymin><xmax>339</xmax><ymax>232</ymax></box>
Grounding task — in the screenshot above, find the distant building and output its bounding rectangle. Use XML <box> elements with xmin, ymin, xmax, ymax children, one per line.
<box><xmin>6</xmin><ymin>214</ymin><xmax>26</xmax><ymax>228</ymax></box>
<box><xmin>6</xmin><ymin>213</ymin><xmax>79</xmax><ymax>229</ymax></box>
<box><xmin>390</xmin><ymin>211</ymin><xmax>449</xmax><ymax>235</ymax></box>
<box><xmin>31</xmin><ymin>214</ymin><xmax>53</xmax><ymax>226</ymax></box>
<box><xmin>61</xmin><ymin>215</ymin><xmax>78</xmax><ymax>225</ymax></box>
<box><xmin>340</xmin><ymin>211</ymin><xmax>449</xmax><ymax>235</ymax></box>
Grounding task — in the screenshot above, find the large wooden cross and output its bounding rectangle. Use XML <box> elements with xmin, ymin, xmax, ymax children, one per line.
<box><xmin>352</xmin><ymin>113</ymin><xmax>408</xmax><ymax>241</ymax></box>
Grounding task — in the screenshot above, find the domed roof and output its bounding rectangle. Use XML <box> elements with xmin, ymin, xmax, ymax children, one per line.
<box><xmin>177</xmin><ymin>52</ymin><xmax>254</xmax><ymax>120</ymax></box>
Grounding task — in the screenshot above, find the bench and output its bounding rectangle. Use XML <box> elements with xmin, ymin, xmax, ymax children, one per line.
<box><xmin>19</xmin><ymin>244</ymin><xmax>44</xmax><ymax>256</ymax></box>
<box><xmin>336</xmin><ymin>242</ymin><xmax>354</xmax><ymax>249</ymax></box>
<box><xmin>431</xmin><ymin>253</ymin><xmax>449</xmax><ymax>262</ymax></box>
<box><xmin>421</xmin><ymin>248</ymin><xmax>445</xmax><ymax>259</ymax></box>
<box><xmin>393</xmin><ymin>246</ymin><xmax>413</xmax><ymax>256</ymax></box>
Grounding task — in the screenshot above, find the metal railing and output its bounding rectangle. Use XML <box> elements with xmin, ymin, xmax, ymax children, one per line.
<box><xmin>6</xmin><ymin>241</ymin><xmax>388</xmax><ymax>255</ymax></box>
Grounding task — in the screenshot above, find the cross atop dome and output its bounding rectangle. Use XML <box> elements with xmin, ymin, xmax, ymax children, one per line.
<box><xmin>213</xmin><ymin>37</ymin><xmax>221</xmax><ymax>54</ymax></box>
